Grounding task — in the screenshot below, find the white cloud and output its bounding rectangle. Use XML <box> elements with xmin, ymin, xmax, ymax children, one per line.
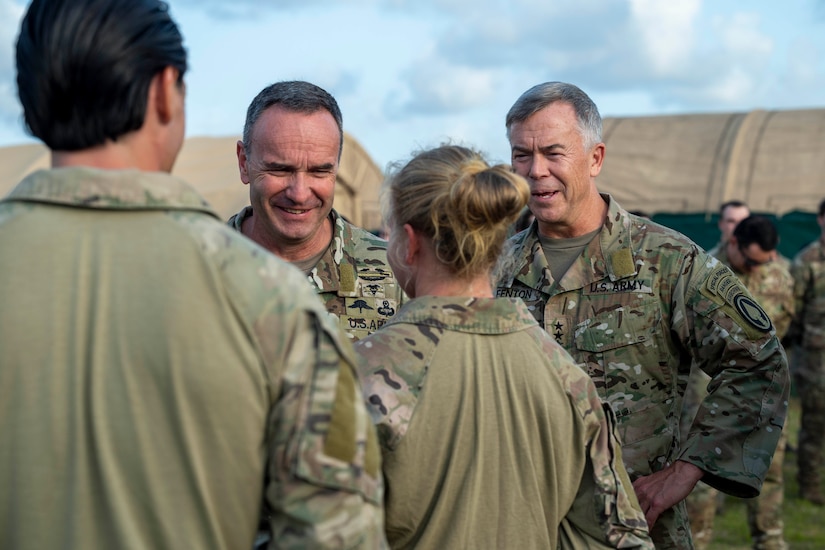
<box><xmin>387</xmin><ymin>58</ymin><xmax>498</xmax><ymax>117</ymax></box>
<box><xmin>629</xmin><ymin>0</ymin><xmax>701</xmax><ymax>74</ymax></box>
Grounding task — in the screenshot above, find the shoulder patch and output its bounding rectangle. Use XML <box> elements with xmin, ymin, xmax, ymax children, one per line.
<box><xmin>702</xmin><ymin>265</ymin><xmax>774</xmax><ymax>337</ymax></box>
<box><xmin>733</xmin><ymin>294</ymin><xmax>773</xmax><ymax>332</ymax></box>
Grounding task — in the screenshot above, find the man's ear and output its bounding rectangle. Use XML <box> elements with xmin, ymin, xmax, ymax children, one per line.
<box><xmin>153</xmin><ymin>66</ymin><xmax>181</xmax><ymax>125</ymax></box>
<box><xmin>589</xmin><ymin>142</ymin><xmax>606</xmax><ymax>177</ymax></box>
<box><xmin>403</xmin><ymin>223</ymin><xmax>420</xmax><ymax>266</ymax></box>
<box><xmin>237</xmin><ymin>140</ymin><xmax>250</xmax><ymax>185</ymax></box>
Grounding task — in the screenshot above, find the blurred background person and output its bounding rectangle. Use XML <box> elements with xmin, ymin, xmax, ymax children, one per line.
<box><xmin>683</xmin><ymin>214</ymin><xmax>793</xmax><ymax>549</ymax></box>
<box><xmin>707</xmin><ymin>200</ymin><xmax>751</xmax><ymax>256</ymax></box>
<box><xmin>789</xmin><ymin>198</ymin><xmax>825</xmax><ymax>506</ymax></box>
<box><xmin>355</xmin><ymin>144</ymin><xmax>652</xmax><ymax>549</ymax></box>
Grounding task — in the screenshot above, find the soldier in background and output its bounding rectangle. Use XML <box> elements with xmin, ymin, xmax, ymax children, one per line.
<box><xmin>230</xmin><ymin>81</ymin><xmax>404</xmax><ymax>341</ymax></box>
<box><xmin>683</xmin><ymin>215</ymin><xmax>794</xmax><ymax>550</ymax></box>
<box><xmin>496</xmin><ymin>81</ymin><xmax>789</xmax><ymax>550</ymax></box>
<box><xmin>707</xmin><ymin>200</ymin><xmax>751</xmax><ymax>256</ymax></box>
<box><xmin>789</xmin><ymin>198</ymin><xmax>825</xmax><ymax>505</ymax></box>
<box><xmin>0</xmin><ymin>1</ymin><xmax>384</xmax><ymax>548</ymax></box>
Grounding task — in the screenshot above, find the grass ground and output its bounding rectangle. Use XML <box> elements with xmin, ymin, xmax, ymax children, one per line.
<box><xmin>706</xmin><ymin>397</ymin><xmax>825</xmax><ymax>549</ymax></box>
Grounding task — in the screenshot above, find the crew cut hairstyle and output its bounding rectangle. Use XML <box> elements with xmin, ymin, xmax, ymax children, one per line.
<box><xmin>242</xmin><ymin>81</ymin><xmax>344</xmax><ymax>159</ymax></box>
<box><xmin>505</xmin><ymin>81</ymin><xmax>603</xmax><ymax>151</ymax></box>
<box><xmin>733</xmin><ymin>214</ymin><xmax>779</xmax><ymax>252</ymax></box>
<box><xmin>719</xmin><ymin>200</ymin><xmax>748</xmax><ymax>215</ymax></box>
<box><xmin>16</xmin><ymin>0</ymin><xmax>187</xmax><ymax>151</ymax></box>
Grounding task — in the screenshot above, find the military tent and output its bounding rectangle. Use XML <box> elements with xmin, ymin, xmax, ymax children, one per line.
<box><xmin>0</xmin><ymin>132</ymin><xmax>385</xmax><ymax>231</ymax></box>
<box><xmin>598</xmin><ymin>108</ymin><xmax>825</xmax><ymax>257</ymax></box>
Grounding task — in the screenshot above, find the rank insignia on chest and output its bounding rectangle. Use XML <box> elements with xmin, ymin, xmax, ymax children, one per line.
<box><xmin>545</xmin><ymin>317</ymin><xmax>568</xmax><ymax>346</ymax></box>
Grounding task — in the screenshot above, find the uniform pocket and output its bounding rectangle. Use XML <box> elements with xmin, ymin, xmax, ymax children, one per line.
<box><xmin>574</xmin><ymin>304</ymin><xmax>673</xmax><ymax>449</ymax></box>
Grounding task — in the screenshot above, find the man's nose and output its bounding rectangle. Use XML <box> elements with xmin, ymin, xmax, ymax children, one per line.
<box><xmin>285</xmin><ymin>172</ymin><xmax>312</xmax><ymax>202</ymax></box>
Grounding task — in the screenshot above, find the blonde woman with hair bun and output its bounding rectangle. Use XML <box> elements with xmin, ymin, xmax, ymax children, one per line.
<box><xmin>354</xmin><ymin>144</ymin><xmax>652</xmax><ymax>549</ymax></box>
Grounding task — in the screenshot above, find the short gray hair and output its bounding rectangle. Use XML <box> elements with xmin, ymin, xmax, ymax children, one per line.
<box><xmin>242</xmin><ymin>80</ymin><xmax>343</xmax><ymax>159</ymax></box>
<box><xmin>505</xmin><ymin>82</ymin><xmax>602</xmax><ymax>151</ymax></box>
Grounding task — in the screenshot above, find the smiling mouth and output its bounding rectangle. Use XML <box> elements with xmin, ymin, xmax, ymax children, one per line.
<box><xmin>281</xmin><ymin>207</ymin><xmax>310</xmax><ymax>215</ymax></box>
<box><xmin>532</xmin><ymin>191</ymin><xmax>558</xmax><ymax>198</ymax></box>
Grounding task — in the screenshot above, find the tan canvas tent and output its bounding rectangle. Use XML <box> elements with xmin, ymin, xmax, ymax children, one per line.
<box><xmin>599</xmin><ymin>108</ymin><xmax>825</xmax><ymax>216</ymax></box>
<box><xmin>0</xmin><ymin>132</ymin><xmax>385</xmax><ymax>230</ymax></box>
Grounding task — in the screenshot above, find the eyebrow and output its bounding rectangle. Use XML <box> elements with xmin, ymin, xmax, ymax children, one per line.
<box><xmin>258</xmin><ymin>161</ymin><xmax>336</xmax><ymax>172</ymax></box>
<box><xmin>511</xmin><ymin>144</ymin><xmax>565</xmax><ymax>154</ymax></box>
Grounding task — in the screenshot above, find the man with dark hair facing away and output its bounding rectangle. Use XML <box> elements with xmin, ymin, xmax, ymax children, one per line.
<box><xmin>0</xmin><ymin>1</ymin><xmax>385</xmax><ymax>548</ymax></box>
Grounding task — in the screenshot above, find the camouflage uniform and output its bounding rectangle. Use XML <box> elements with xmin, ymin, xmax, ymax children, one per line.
<box><xmin>683</xmin><ymin>245</ymin><xmax>793</xmax><ymax>550</ymax></box>
<box><xmin>229</xmin><ymin>206</ymin><xmax>403</xmax><ymax>341</ymax></box>
<box><xmin>0</xmin><ymin>168</ymin><xmax>385</xmax><ymax>550</ymax></box>
<box><xmin>354</xmin><ymin>296</ymin><xmax>653</xmax><ymax>549</ymax></box>
<box><xmin>790</xmin><ymin>237</ymin><xmax>825</xmax><ymax>502</ymax></box>
<box><xmin>495</xmin><ymin>194</ymin><xmax>789</xmax><ymax>550</ymax></box>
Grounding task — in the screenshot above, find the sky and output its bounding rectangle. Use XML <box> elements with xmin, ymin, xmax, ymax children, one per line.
<box><xmin>0</xmin><ymin>0</ymin><xmax>824</xmax><ymax>170</ymax></box>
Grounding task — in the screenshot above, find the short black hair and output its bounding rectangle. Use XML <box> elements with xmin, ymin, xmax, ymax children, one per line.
<box><xmin>719</xmin><ymin>200</ymin><xmax>748</xmax><ymax>215</ymax></box>
<box><xmin>241</xmin><ymin>81</ymin><xmax>343</xmax><ymax>159</ymax></box>
<box><xmin>16</xmin><ymin>0</ymin><xmax>187</xmax><ymax>151</ymax></box>
<box><xmin>819</xmin><ymin>198</ymin><xmax>825</xmax><ymax>218</ymax></box>
<box><xmin>733</xmin><ymin>215</ymin><xmax>779</xmax><ymax>252</ymax></box>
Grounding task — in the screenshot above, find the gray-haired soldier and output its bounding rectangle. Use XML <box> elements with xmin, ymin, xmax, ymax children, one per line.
<box><xmin>496</xmin><ymin>81</ymin><xmax>789</xmax><ymax>550</ymax></box>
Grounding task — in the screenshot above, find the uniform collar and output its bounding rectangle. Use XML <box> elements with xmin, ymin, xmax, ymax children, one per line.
<box><xmin>503</xmin><ymin>193</ymin><xmax>637</xmax><ymax>294</ymax></box>
<box><xmin>389</xmin><ymin>296</ymin><xmax>538</xmax><ymax>334</ymax></box>
<box><xmin>4</xmin><ymin>167</ymin><xmax>218</xmax><ymax>217</ymax></box>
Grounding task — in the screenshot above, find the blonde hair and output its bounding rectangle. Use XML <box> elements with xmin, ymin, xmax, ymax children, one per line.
<box><xmin>383</xmin><ymin>144</ymin><xmax>530</xmax><ymax>278</ymax></box>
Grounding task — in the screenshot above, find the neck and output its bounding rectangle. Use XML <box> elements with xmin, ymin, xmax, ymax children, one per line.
<box><xmin>411</xmin><ymin>256</ymin><xmax>493</xmax><ymax>298</ymax></box>
<box><xmin>51</xmin><ymin>133</ymin><xmax>167</xmax><ymax>172</ymax></box>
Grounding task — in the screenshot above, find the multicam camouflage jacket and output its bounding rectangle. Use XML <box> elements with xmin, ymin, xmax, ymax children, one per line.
<box><xmin>496</xmin><ymin>194</ymin><xmax>789</xmax><ymax>549</ymax></box>
<box><xmin>712</xmin><ymin>245</ymin><xmax>795</xmax><ymax>339</ymax></box>
<box><xmin>0</xmin><ymin>168</ymin><xmax>385</xmax><ymax>550</ymax></box>
<box><xmin>354</xmin><ymin>296</ymin><xmax>652</xmax><ymax>549</ymax></box>
<box><xmin>229</xmin><ymin>207</ymin><xmax>403</xmax><ymax>341</ymax></box>
<box><xmin>790</xmin><ymin>237</ymin><xmax>825</xmax><ymax>350</ymax></box>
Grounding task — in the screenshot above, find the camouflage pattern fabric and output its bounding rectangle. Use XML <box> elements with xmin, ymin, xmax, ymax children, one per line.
<box><xmin>790</xmin><ymin>238</ymin><xmax>825</xmax><ymax>496</ymax></box>
<box><xmin>683</xmin><ymin>244</ymin><xmax>794</xmax><ymax>549</ymax></box>
<box><xmin>0</xmin><ymin>168</ymin><xmax>386</xmax><ymax>550</ymax></box>
<box><xmin>229</xmin><ymin>207</ymin><xmax>404</xmax><ymax>341</ymax></box>
<box><xmin>354</xmin><ymin>296</ymin><xmax>653</xmax><ymax>549</ymax></box>
<box><xmin>496</xmin><ymin>194</ymin><xmax>789</xmax><ymax>550</ymax></box>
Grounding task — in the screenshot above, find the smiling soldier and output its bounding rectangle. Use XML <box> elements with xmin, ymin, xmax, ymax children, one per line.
<box><xmin>230</xmin><ymin>81</ymin><xmax>404</xmax><ymax>340</ymax></box>
<box><xmin>495</xmin><ymin>81</ymin><xmax>789</xmax><ymax>550</ymax></box>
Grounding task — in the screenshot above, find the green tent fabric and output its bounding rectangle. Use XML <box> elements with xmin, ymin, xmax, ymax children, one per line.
<box><xmin>598</xmin><ymin>107</ymin><xmax>825</xmax><ymax>258</ymax></box>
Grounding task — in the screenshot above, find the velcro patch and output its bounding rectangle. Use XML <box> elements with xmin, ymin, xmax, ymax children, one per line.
<box><xmin>610</xmin><ymin>248</ymin><xmax>636</xmax><ymax>278</ymax></box>
<box><xmin>340</xmin><ymin>264</ymin><xmax>356</xmax><ymax>293</ymax></box>
<box><xmin>323</xmin><ymin>362</ymin><xmax>358</xmax><ymax>462</ymax></box>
